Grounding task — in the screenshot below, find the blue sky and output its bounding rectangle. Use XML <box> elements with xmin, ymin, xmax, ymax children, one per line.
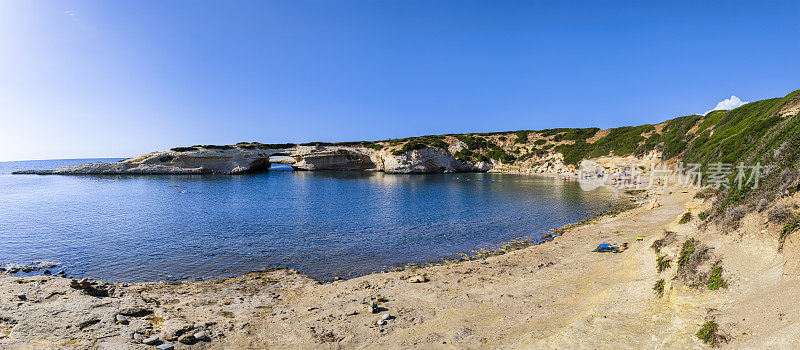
<box><xmin>1</xmin><ymin>1</ymin><xmax>799</xmax><ymax>161</ymax></box>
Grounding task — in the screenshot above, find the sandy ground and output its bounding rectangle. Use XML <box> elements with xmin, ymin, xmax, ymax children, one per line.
<box><xmin>2</xmin><ymin>189</ymin><xmax>800</xmax><ymax>349</ymax></box>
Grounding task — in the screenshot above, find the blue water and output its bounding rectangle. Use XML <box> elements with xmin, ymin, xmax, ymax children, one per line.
<box><xmin>0</xmin><ymin>159</ymin><xmax>622</xmax><ymax>282</ymax></box>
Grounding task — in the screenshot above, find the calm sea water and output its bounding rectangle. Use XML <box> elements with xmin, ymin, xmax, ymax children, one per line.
<box><xmin>0</xmin><ymin>159</ymin><xmax>622</xmax><ymax>282</ymax></box>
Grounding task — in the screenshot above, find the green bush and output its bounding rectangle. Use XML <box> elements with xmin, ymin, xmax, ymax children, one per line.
<box><xmin>706</xmin><ymin>264</ymin><xmax>728</xmax><ymax>290</ymax></box>
<box><xmin>653</xmin><ymin>279</ymin><xmax>665</xmax><ymax>297</ymax></box>
<box><xmin>698</xmin><ymin>211</ymin><xmax>709</xmax><ymax>221</ymax></box>
<box><xmin>679</xmin><ymin>212</ymin><xmax>693</xmax><ymax>224</ymax></box>
<box><xmin>678</xmin><ymin>238</ymin><xmax>697</xmax><ymax>268</ymax></box>
<box><xmin>696</xmin><ymin>320</ymin><xmax>720</xmax><ymax>346</ymax></box>
<box><xmin>656</xmin><ymin>255</ymin><xmax>671</xmax><ymax>273</ymax></box>
<box><xmin>533</xmin><ymin>139</ymin><xmax>546</xmax><ymax>146</ymax></box>
<box><xmin>363</xmin><ymin>143</ymin><xmax>383</xmax><ymax>150</ymax></box>
<box><xmin>779</xmin><ymin>214</ymin><xmax>800</xmax><ymax>250</ymax></box>
<box><xmin>171</xmin><ymin>147</ymin><xmax>198</xmax><ymax>152</ymax></box>
<box><xmin>514</xmin><ymin>130</ymin><xmax>531</xmax><ymax>144</ymax></box>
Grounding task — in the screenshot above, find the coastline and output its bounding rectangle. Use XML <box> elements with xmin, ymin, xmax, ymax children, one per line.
<box><xmin>5</xmin><ymin>185</ymin><xmax>800</xmax><ymax>348</ymax></box>
<box><xmin>1</xmin><ymin>187</ymin><xmax>692</xmax><ymax>349</ymax></box>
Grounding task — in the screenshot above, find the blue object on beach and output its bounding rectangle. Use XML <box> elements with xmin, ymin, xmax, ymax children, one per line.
<box><xmin>598</xmin><ymin>243</ymin><xmax>611</xmax><ymax>248</ymax></box>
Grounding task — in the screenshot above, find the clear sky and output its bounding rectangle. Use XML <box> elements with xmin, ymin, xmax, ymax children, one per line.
<box><xmin>1</xmin><ymin>1</ymin><xmax>799</xmax><ymax>161</ymax></box>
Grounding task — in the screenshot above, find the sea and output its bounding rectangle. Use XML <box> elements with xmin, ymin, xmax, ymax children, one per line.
<box><xmin>0</xmin><ymin>158</ymin><xmax>623</xmax><ymax>282</ymax></box>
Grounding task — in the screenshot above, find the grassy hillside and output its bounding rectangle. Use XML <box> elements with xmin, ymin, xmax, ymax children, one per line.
<box><xmin>171</xmin><ymin>89</ymin><xmax>800</xmax><ymax>226</ymax></box>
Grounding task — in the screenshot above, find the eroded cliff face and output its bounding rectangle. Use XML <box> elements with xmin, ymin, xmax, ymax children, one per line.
<box><xmin>14</xmin><ymin>145</ymin><xmax>490</xmax><ymax>175</ymax></box>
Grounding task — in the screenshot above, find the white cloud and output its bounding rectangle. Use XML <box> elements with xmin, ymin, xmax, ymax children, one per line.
<box><xmin>704</xmin><ymin>95</ymin><xmax>748</xmax><ymax>115</ymax></box>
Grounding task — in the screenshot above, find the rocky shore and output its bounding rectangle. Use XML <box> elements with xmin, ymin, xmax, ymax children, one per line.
<box><xmin>12</xmin><ymin>144</ymin><xmax>493</xmax><ymax>175</ymax></box>
<box><xmin>6</xmin><ymin>188</ymin><xmax>797</xmax><ymax>349</ymax></box>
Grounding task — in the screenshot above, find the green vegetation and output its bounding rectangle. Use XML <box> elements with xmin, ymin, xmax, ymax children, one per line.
<box><xmin>514</xmin><ymin>130</ymin><xmax>531</xmax><ymax>144</ymax></box>
<box><xmin>779</xmin><ymin>214</ymin><xmax>800</xmax><ymax>250</ymax></box>
<box><xmin>698</xmin><ymin>211</ymin><xmax>709</xmax><ymax>221</ymax></box>
<box><xmin>653</xmin><ymin>279</ymin><xmax>665</xmax><ymax>297</ymax></box>
<box><xmin>554</xmin><ymin>124</ymin><xmax>655</xmax><ymax>164</ymax></box>
<box><xmin>171</xmin><ymin>147</ymin><xmax>198</xmax><ymax>152</ymax></box>
<box><xmin>696</xmin><ymin>320</ymin><xmax>720</xmax><ymax>346</ymax></box>
<box><xmin>551</xmin><ymin>127</ymin><xmax>600</xmax><ymax>142</ymax></box>
<box><xmin>679</xmin><ymin>212</ymin><xmax>693</xmax><ymax>224</ymax></box>
<box><xmin>391</xmin><ymin>135</ymin><xmax>449</xmax><ymax>155</ymax></box>
<box><xmin>656</xmin><ymin>255</ymin><xmax>671</xmax><ymax>273</ymax></box>
<box><xmin>533</xmin><ymin>139</ymin><xmax>546</xmax><ymax>146</ymax></box>
<box><xmin>363</xmin><ymin>142</ymin><xmax>383</xmax><ymax>150</ymax></box>
<box><xmin>678</xmin><ymin>238</ymin><xmax>697</xmax><ymax>268</ymax></box>
<box><xmin>706</xmin><ymin>264</ymin><xmax>728</xmax><ymax>290</ymax></box>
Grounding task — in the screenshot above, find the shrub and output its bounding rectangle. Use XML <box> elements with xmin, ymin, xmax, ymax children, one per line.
<box><xmin>514</xmin><ymin>130</ymin><xmax>531</xmax><ymax>144</ymax></box>
<box><xmin>679</xmin><ymin>212</ymin><xmax>693</xmax><ymax>224</ymax></box>
<box><xmin>653</xmin><ymin>279</ymin><xmax>665</xmax><ymax>297</ymax></box>
<box><xmin>779</xmin><ymin>214</ymin><xmax>800</xmax><ymax>250</ymax></box>
<box><xmin>363</xmin><ymin>143</ymin><xmax>383</xmax><ymax>151</ymax></box>
<box><xmin>656</xmin><ymin>255</ymin><xmax>672</xmax><ymax>273</ymax></box>
<box><xmin>698</xmin><ymin>211</ymin><xmax>709</xmax><ymax>221</ymax></box>
<box><xmin>651</xmin><ymin>231</ymin><xmax>676</xmax><ymax>254</ymax></box>
<box><xmin>171</xmin><ymin>147</ymin><xmax>198</xmax><ymax>152</ymax></box>
<box><xmin>696</xmin><ymin>321</ymin><xmax>720</xmax><ymax>346</ymax></box>
<box><xmin>706</xmin><ymin>264</ymin><xmax>728</xmax><ymax>290</ymax></box>
<box><xmin>498</xmin><ymin>136</ymin><xmax>507</xmax><ymax>141</ymax></box>
<box><xmin>677</xmin><ymin>238</ymin><xmax>697</xmax><ymax>268</ymax></box>
<box><xmin>533</xmin><ymin>139</ymin><xmax>546</xmax><ymax>146</ymax></box>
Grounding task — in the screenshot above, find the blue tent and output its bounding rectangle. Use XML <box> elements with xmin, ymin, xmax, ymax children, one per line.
<box><xmin>598</xmin><ymin>243</ymin><xmax>611</xmax><ymax>248</ymax></box>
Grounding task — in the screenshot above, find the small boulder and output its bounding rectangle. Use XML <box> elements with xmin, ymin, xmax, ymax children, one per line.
<box><xmin>16</xmin><ymin>293</ymin><xmax>26</xmax><ymax>301</ymax></box>
<box><xmin>376</xmin><ymin>319</ymin><xmax>386</xmax><ymax>326</ymax></box>
<box><xmin>43</xmin><ymin>270</ymin><xmax>52</xmax><ymax>275</ymax></box>
<box><xmin>157</xmin><ymin>344</ymin><xmax>174</xmax><ymax>350</ymax></box>
<box><xmin>142</xmin><ymin>336</ymin><xmax>159</xmax><ymax>345</ymax></box>
<box><xmin>193</xmin><ymin>331</ymin><xmax>208</xmax><ymax>340</ymax></box>
<box><xmin>178</xmin><ymin>333</ymin><xmax>195</xmax><ymax>344</ymax></box>
<box><xmin>116</xmin><ymin>314</ymin><xmax>129</xmax><ymax>325</ymax></box>
<box><xmin>132</xmin><ymin>332</ymin><xmax>144</xmax><ymax>341</ymax></box>
<box><xmin>381</xmin><ymin>313</ymin><xmax>391</xmax><ymax>320</ymax></box>
<box><xmin>407</xmin><ymin>275</ymin><xmax>429</xmax><ymax>283</ymax></box>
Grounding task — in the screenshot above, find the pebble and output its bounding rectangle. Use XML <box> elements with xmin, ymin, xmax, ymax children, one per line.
<box><xmin>132</xmin><ymin>333</ymin><xmax>144</xmax><ymax>341</ymax></box>
<box><xmin>116</xmin><ymin>314</ymin><xmax>129</xmax><ymax>325</ymax></box>
<box><xmin>16</xmin><ymin>293</ymin><xmax>26</xmax><ymax>300</ymax></box>
<box><xmin>376</xmin><ymin>319</ymin><xmax>386</xmax><ymax>326</ymax></box>
<box><xmin>193</xmin><ymin>331</ymin><xmax>208</xmax><ymax>340</ymax></box>
<box><xmin>369</xmin><ymin>300</ymin><xmax>378</xmax><ymax>313</ymax></box>
<box><xmin>157</xmin><ymin>344</ymin><xmax>174</xmax><ymax>350</ymax></box>
<box><xmin>408</xmin><ymin>275</ymin><xmax>429</xmax><ymax>283</ymax></box>
<box><xmin>142</xmin><ymin>336</ymin><xmax>159</xmax><ymax>345</ymax></box>
<box><xmin>381</xmin><ymin>313</ymin><xmax>391</xmax><ymax>320</ymax></box>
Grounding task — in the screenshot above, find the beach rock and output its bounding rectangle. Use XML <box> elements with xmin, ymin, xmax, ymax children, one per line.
<box><xmin>69</xmin><ymin>278</ymin><xmax>113</xmax><ymax>297</ymax></box>
<box><xmin>16</xmin><ymin>293</ymin><xmax>26</xmax><ymax>300</ymax></box>
<box><xmin>142</xmin><ymin>336</ymin><xmax>159</xmax><ymax>345</ymax></box>
<box><xmin>193</xmin><ymin>331</ymin><xmax>208</xmax><ymax>340</ymax></box>
<box><xmin>157</xmin><ymin>344</ymin><xmax>174</xmax><ymax>350</ymax></box>
<box><xmin>368</xmin><ymin>301</ymin><xmax>378</xmax><ymax>313</ymax></box>
<box><xmin>381</xmin><ymin>313</ymin><xmax>391</xmax><ymax>320</ymax></box>
<box><xmin>647</xmin><ymin>198</ymin><xmax>661</xmax><ymax>209</ymax></box>
<box><xmin>408</xmin><ymin>275</ymin><xmax>429</xmax><ymax>283</ymax></box>
<box><xmin>376</xmin><ymin>319</ymin><xmax>386</xmax><ymax>326</ymax></box>
<box><xmin>43</xmin><ymin>270</ymin><xmax>51</xmax><ymax>275</ymax></box>
<box><xmin>116</xmin><ymin>314</ymin><xmax>129</xmax><ymax>325</ymax></box>
<box><xmin>178</xmin><ymin>333</ymin><xmax>195</xmax><ymax>344</ymax></box>
<box><xmin>58</xmin><ymin>270</ymin><xmax>66</xmax><ymax>275</ymax></box>
<box><xmin>132</xmin><ymin>332</ymin><xmax>144</xmax><ymax>341</ymax></box>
